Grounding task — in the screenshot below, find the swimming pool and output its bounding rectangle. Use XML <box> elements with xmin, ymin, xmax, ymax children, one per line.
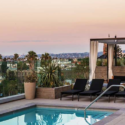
<box><xmin>0</xmin><ymin>107</ymin><xmax>113</xmax><ymax>125</ymax></box>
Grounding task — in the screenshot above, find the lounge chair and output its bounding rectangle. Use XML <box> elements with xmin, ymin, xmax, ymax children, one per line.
<box><xmin>60</xmin><ymin>79</ymin><xmax>87</xmax><ymax>101</ymax></box>
<box><xmin>114</xmin><ymin>76</ymin><xmax>125</xmax><ymax>82</ymax></box>
<box><xmin>114</xmin><ymin>89</ymin><xmax>125</xmax><ymax>103</ymax></box>
<box><xmin>78</xmin><ymin>79</ymin><xmax>104</xmax><ymax>101</ymax></box>
<box><xmin>96</xmin><ymin>79</ymin><xmax>121</xmax><ymax>102</ymax></box>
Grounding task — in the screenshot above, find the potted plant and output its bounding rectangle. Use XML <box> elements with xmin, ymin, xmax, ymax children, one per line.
<box><xmin>40</xmin><ymin>63</ymin><xmax>60</xmax><ymax>87</ymax></box>
<box><xmin>24</xmin><ymin>70</ymin><xmax>37</xmax><ymax>99</ymax></box>
<box><xmin>36</xmin><ymin>63</ymin><xmax>71</xmax><ymax>99</ymax></box>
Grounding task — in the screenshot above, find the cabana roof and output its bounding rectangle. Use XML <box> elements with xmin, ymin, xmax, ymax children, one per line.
<box><xmin>90</xmin><ymin>37</ymin><xmax>125</xmax><ymax>44</ymax></box>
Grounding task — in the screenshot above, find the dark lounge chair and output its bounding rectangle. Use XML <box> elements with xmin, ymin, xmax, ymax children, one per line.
<box><xmin>114</xmin><ymin>89</ymin><xmax>125</xmax><ymax>103</ymax></box>
<box><xmin>97</xmin><ymin>79</ymin><xmax>121</xmax><ymax>102</ymax></box>
<box><xmin>60</xmin><ymin>79</ymin><xmax>87</xmax><ymax>101</ymax></box>
<box><xmin>114</xmin><ymin>76</ymin><xmax>125</xmax><ymax>82</ymax></box>
<box><xmin>78</xmin><ymin>79</ymin><xmax>104</xmax><ymax>101</ymax></box>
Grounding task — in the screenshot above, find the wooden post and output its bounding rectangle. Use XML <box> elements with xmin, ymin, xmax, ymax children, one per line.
<box><xmin>115</xmin><ymin>44</ymin><xmax>117</xmax><ymax>66</ymax></box>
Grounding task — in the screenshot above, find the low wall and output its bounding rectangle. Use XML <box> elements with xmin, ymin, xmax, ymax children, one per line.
<box><xmin>0</xmin><ymin>94</ymin><xmax>25</xmax><ymax>104</ymax></box>
<box><xmin>36</xmin><ymin>85</ymin><xmax>71</xmax><ymax>99</ymax></box>
<box><xmin>95</xmin><ymin>66</ymin><xmax>125</xmax><ymax>80</ymax></box>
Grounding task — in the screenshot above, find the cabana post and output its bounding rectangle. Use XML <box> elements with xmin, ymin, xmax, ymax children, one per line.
<box><xmin>115</xmin><ymin>44</ymin><xmax>117</xmax><ymax>66</ymax></box>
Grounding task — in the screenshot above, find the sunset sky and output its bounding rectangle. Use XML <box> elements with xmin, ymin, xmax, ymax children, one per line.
<box><xmin>1</xmin><ymin>0</ymin><xmax>125</xmax><ymax>55</ymax></box>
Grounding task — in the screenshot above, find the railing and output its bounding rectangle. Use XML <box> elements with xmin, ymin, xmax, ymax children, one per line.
<box><xmin>84</xmin><ymin>85</ymin><xmax>125</xmax><ymax>125</ymax></box>
<box><xmin>0</xmin><ymin>59</ymin><xmax>89</xmax><ymax>98</ymax></box>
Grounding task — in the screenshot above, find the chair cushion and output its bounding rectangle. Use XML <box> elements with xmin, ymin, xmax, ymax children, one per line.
<box><xmin>107</xmin><ymin>79</ymin><xmax>121</xmax><ymax>91</ymax></box>
<box><xmin>79</xmin><ymin>90</ymin><xmax>100</xmax><ymax>95</ymax></box>
<box><xmin>97</xmin><ymin>91</ymin><xmax>117</xmax><ymax>96</ymax></box>
<box><xmin>114</xmin><ymin>76</ymin><xmax>125</xmax><ymax>82</ymax></box>
<box><xmin>73</xmin><ymin>79</ymin><xmax>87</xmax><ymax>91</ymax></box>
<box><xmin>116</xmin><ymin>91</ymin><xmax>125</xmax><ymax>96</ymax></box>
<box><xmin>90</xmin><ymin>79</ymin><xmax>104</xmax><ymax>91</ymax></box>
<box><xmin>61</xmin><ymin>90</ymin><xmax>82</xmax><ymax>94</ymax></box>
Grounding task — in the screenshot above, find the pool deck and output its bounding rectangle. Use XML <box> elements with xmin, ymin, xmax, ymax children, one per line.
<box><xmin>0</xmin><ymin>96</ymin><xmax>125</xmax><ymax>125</ymax></box>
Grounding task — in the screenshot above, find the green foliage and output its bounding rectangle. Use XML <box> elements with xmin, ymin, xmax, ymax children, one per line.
<box><xmin>57</xmin><ymin>66</ymin><xmax>63</xmax><ymax>81</ymax></box>
<box><xmin>80</xmin><ymin>58</ymin><xmax>89</xmax><ymax>66</ymax></box>
<box><xmin>26</xmin><ymin>51</ymin><xmax>38</xmax><ymax>70</ymax></box>
<box><xmin>104</xmin><ymin>44</ymin><xmax>123</xmax><ymax>58</ymax></box>
<box><xmin>97</xmin><ymin>60</ymin><xmax>102</xmax><ymax>66</ymax></box>
<box><xmin>102</xmin><ymin>59</ymin><xmax>107</xmax><ymax>66</ymax></box>
<box><xmin>26</xmin><ymin>51</ymin><xmax>38</xmax><ymax>61</ymax></box>
<box><xmin>40</xmin><ymin>63</ymin><xmax>61</xmax><ymax>87</ymax></box>
<box><xmin>73</xmin><ymin>58</ymin><xmax>89</xmax><ymax>79</ymax></box>
<box><xmin>24</xmin><ymin>70</ymin><xmax>37</xmax><ymax>83</ymax></box>
<box><xmin>0</xmin><ymin>84</ymin><xmax>3</xmax><ymax>93</ymax></box>
<box><xmin>61</xmin><ymin>58</ymin><xmax>89</xmax><ymax>83</ymax></box>
<box><xmin>1</xmin><ymin>60</ymin><xmax>8</xmax><ymax>76</ymax></box>
<box><xmin>116</xmin><ymin>58</ymin><xmax>125</xmax><ymax>66</ymax></box>
<box><xmin>1</xmin><ymin>79</ymin><xmax>18</xmax><ymax>96</ymax></box>
<box><xmin>41</xmin><ymin>53</ymin><xmax>52</xmax><ymax>67</ymax></box>
<box><xmin>0</xmin><ymin>54</ymin><xmax>2</xmax><ymax>59</ymax></box>
<box><xmin>17</xmin><ymin>62</ymin><xmax>29</xmax><ymax>70</ymax></box>
<box><xmin>6</xmin><ymin>70</ymin><xmax>16</xmax><ymax>80</ymax></box>
<box><xmin>116</xmin><ymin>45</ymin><xmax>123</xmax><ymax>58</ymax></box>
<box><xmin>68</xmin><ymin>59</ymin><xmax>73</xmax><ymax>62</ymax></box>
<box><xmin>0</xmin><ymin>69</ymin><xmax>24</xmax><ymax>96</ymax></box>
<box><xmin>14</xmin><ymin>53</ymin><xmax>19</xmax><ymax>60</ymax></box>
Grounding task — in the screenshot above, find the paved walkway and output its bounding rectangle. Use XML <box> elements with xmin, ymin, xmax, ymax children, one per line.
<box><xmin>0</xmin><ymin>96</ymin><xmax>125</xmax><ymax>125</ymax></box>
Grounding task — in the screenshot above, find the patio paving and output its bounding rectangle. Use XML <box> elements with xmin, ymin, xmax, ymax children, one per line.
<box><xmin>0</xmin><ymin>96</ymin><xmax>125</xmax><ymax>125</ymax></box>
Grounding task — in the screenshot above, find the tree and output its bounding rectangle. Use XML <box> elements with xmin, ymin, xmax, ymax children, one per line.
<box><xmin>6</xmin><ymin>70</ymin><xmax>16</xmax><ymax>80</ymax></box>
<box><xmin>1</xmin><ymin>79</ymin><xmax>18</xmax><ymax>96</ymax></box>
<box><xmin>17</xmin><ymin>62</ymin><xmax>29</xmax><ymax>70</ymax></box>
<box><xmin>26</xmin><ymin>51</ymin><xmax>38</xmax><ymax>70</ymax></box>
<box><xmin>73</xmin><ymin>58</ymin><xmax>89</xmax><ymax>80</ymax></box>
<box><xmin>41</xmin><ymin>53</ymin><xmax>51</xmax><ymax>60</ymax></box>
<box><xmin>14</xmin><ymin>53</ymin><xmax>19</xmax><ymax>61</ymax></box>
<box><xmin>104</xmin><ymin>44</ymin><xmax>123</xmax><ymax>58</ymax></box>
<box><xmin>1</xmin><ymin>58</ymin><xmax>8</xmax><ymax>77</ymax></box>
<box><xmin>0</xmin><ymin>54</ymin><xmax>2</xmax><ymax>60</ymax></box>
<box><xmin>41</xmin><ymin>53</ymin><xmax>51</xmax><ymax>67</ymax></box>
<box><xmin>116</xmin><ymin>45</ymin><xmax>122</xmax><ymax>58</ymax></box>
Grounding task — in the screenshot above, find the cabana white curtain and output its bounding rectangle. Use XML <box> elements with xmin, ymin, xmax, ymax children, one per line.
<box><xmin>89</xmin><ymin>41</ymin><xmax>98</xmax><ymax>82</ymax></box>
<box><xmin>108</xmin><ymin>44</ymin><xmax>114</xmax><ymax>79</ymax></box>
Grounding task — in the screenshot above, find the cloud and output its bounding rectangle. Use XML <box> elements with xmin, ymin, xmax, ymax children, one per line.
<box><xmin>9</xmin><ymin>40</ymin><xmax>48</xmax><ymax>43</ymax></box>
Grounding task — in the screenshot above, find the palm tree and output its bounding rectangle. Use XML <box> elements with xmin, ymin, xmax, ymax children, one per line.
<box><xmin>26</xmin><ymin>51</ymin><xmax>38</xmax><ymax>70</ymax></box>
<box><xmin>41</xmin><ymin>53</ymin><xmax>51</xmax><ymax>67</ymax></box>
<box><xmin>14</xmin><ymin>53</ymin><xmax>19</xmax><ymax>61</ymax></box>
<box><xmin>41</xmin><ymin>53</ymin><xmax>51</xmax><ymax>60</ymax></box>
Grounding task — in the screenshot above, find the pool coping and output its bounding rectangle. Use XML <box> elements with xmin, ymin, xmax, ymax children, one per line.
<box><xmin>0</xmin><ymin>102</ymin><xmax>124</xmax><ymax>125</ymax></box>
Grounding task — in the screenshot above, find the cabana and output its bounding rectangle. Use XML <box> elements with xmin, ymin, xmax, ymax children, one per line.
<box><xmin>89</xmin><ymin>37</ymin><xmax>125</xmax><ymax>82</ymax></box>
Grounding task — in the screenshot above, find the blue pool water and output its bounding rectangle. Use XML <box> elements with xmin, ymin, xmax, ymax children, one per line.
<box><xmin>0</xmin><ymin>107</ymin><xmax>113</xmax><ymax>125</ymax></box>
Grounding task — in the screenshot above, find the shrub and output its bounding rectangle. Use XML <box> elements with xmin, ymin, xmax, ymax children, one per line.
<box><xmin>40</xmin><ymin>63</ymin><xmax>62</xmax><ymax>87</ymax></box>
<box><xmin>24</xmin><ymin>70</ymin><xmax>37</xmax><ymax>83</ymax></box>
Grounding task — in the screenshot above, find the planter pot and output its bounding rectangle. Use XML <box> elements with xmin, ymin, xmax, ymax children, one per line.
<box><xmin>24</xmin><ymin>82</ymin><xmax>36</xmax><ymax>100</ymax></box>
<box><xmin>36</xmin><ymin>85</ymin><xmax>71</xmax><ymax>99</ymax></box>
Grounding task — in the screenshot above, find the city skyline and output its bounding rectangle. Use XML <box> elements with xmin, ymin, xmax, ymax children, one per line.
<box><xmin>1</xmin><ymin>0</ymin><xmax>125</xmax><ymax>54</ymax></box>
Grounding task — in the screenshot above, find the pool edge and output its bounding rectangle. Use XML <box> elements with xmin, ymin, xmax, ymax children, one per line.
<box><xmin>0</xmin><ymin>102</ymin><xmax>123</xmax><ymax>125</ymax></box>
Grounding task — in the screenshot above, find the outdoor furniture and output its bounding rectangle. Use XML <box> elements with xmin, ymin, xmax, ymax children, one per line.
<box><xmin>78</xmin><ymin>79</ymin><xmax>104</xmax><ymax>101</ymax></box>
<box><xmin>114</xmin><ymin>76</ymin><xmax>125</xmax><ymax>82</ymax></box>
<box><xmin>114</xmin><ymin>90</ymin><xmax>125</xmax><ymax>103</ymax></box>
<box><xmin>89</xmin><ymin>37</ymin><xmax>125</xmax><ymax>83</ymax></box>
<box><xmin>96</xmin><ymin>79</ymin><xmax>121</xmax><ymax>102</ymax></box>
<box><xmin>60</xmin><ymin>79</ymin><xmax>87</xmax><ymax>101</ymax></box>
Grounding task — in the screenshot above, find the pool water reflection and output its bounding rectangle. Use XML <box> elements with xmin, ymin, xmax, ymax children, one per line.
<box><xmin>0</xmin><ymin>107</ymin><xmax>113</xmax><ymax>125</ymax></box>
